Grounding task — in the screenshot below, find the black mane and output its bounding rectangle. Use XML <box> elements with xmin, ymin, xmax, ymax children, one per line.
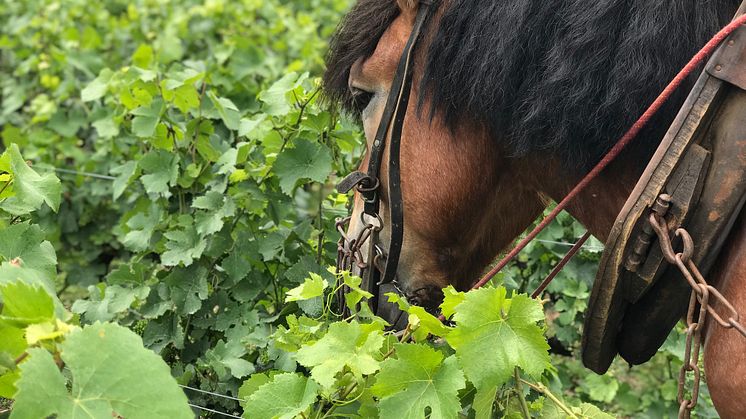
<box><xmin>324</xmin><ymin>0</ymin><xmax>740</xmax><ymax>172</ymax></box>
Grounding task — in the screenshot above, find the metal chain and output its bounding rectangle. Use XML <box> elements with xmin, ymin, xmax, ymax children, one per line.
<box><xmin>648</xmin><ymin>208</ymin><xmax>746</xmax><ymax>419</ymax></box>
<box><xmin>335</xmin><ymin>214</ymin><xmax>384</xmax><ymax>316</ymax></box>
<box><xmin>335</xmin><ymin>213</ymin><xmax>382</xmax><ymax>273</ymax></box>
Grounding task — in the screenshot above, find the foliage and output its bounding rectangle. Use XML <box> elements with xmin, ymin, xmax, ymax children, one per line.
<box><xmin>0</xmin><ymin>147</ymin><xmax>190</xmax><ymax>418</ymax></box>
<box><xmin>0</xmin><ymin>0</ymin><xmax>714</xmax><ymax>418</ymax></box>
<box><xmin>241</xmin><ymin>275</ymin><xmax>605</xmax><ymax>418</ymax></box>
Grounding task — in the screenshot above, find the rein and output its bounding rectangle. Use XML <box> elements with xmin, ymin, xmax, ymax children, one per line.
<box><xmin>336</xmin><ymin>0</ymin><xmax>436</xmax><ymax>313</ymax></box>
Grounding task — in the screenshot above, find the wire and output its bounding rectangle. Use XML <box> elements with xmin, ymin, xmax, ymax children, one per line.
<box><xmin>535</xmin><ymin>239</ymin><xmax>603</xmax><ymax>252</ymax></box>
<box><xmin>42</xmin><ymin>167</ymin><xmax>117</xmax><ymax>181</ymax></box>
<box><xmin>188</xmin><ymin>403</ymin><xmax>243</xmax><ymax>419</ymax></box>
<box><xmin>180</xmin><ymin>385</ymin><xmax>243</xmax><ymax>402</ymax></box>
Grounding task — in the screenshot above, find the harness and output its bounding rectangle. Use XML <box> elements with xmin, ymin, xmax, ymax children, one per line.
<box><xmin>336</xmin><ymin>0</ymin><xmax>436</xmax><ymax>318</ymax></box>
<box><xmin>584</xmin><ymin>18</ymin><xmax>746</xmax><ymax>372</ymax></box>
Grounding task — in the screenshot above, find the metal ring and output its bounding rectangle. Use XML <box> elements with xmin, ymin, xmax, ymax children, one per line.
<box><xmin>356</xmin><ymin>177</ymin><xmax>380</xmax><ymax>193</ymax></box>
<box><xmin>675</xmin><ymin>228</ymin><xmax>695</xmax><ymax>263</ymax></box>
<box><xmin>359</xmin><ymin>211</ymin><xmax>383</xmax><ymax>232</ymax></box>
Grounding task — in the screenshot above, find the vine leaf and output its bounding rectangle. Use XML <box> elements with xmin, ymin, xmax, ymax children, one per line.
<box><xmin>385</xmin><ymin>293</ymin><xmax>449</xmax><ymax>341</ymax></box>
<box><xmin>192</xmin><ymin>191</ymin><xmax>236</xmax><ymax>236</ymax></box>
<box><xmin>164</xmin><ymin>265</ymin><xmax>208</xmax><ymax>315</ymax></box>
<box><xmin>0</xmin><ymin>222</ymin><xmax>57</xmax><ymax>281</ymax></box>
<box><xmin>71</xmin><ymin>284</ymin><xmax>148</xmax><ymax>323</ymax></box>
<box><xmin>440</xmin><ymin>285</ymin><xmax>465</xmax><ymax>319</ymax></box>
<box><xmin>161</xmin><ymin>225</ymin><xmax>207</xmax><ymax>267</ymax></box>
<box><xmin>0</xmin><ymin>144</ymin><xmax>61</xmax><ymax>215</ymax></box>
<box><xmin>204</xmin><ymin>339</ymin><xmax>255</xmax><ymax>380</ymax></box>
<box><xmin>242</xmin><ymin>373</ymin><xmax>318</xmax><ymax>419</ymax></box>
<box><xmin>258</xmin><ymin>72</ymin><xmax>308</xmax><ymax>116</ymax></box>
<box><xmin>285</xmin><ymin>273</ymin><xmax>327</xmax><ymax>302</ymax></box>
<box><xmin>371</xmin><ymin>343</ymin><xmax>466</xmax><ymax>419</ymax></box>
<box><xmin>273</xmin><ymin>139</ymin><xmax>332</xmax><ymax>195</ymax></box>
<box><xmin>447</xmin><ymin>287</ymin><xmax>550</xmax><ymax>392</ymax></box>
<box><xmin>138</xmin><ymin>149</ymin><xmax>179</xmax><ymax>198</ymax></box>
<box><xmin>294</xmin><ymin>321</ymin><xmax>384</xmax><ymax>389</ymax></box>
<box><xmin>0</xmin><ymin>281</ymin><xmax>54</xmax><ymax>326</ymax></box>
<box><xmin>121</xmin><ymin>203</ymin><xmax>162</xmax><ymax>252</ymax></box>
<box><xmin>11</xmin><ymin>323</ymin><xmax>192</xmax><ymax>419</ymax></box>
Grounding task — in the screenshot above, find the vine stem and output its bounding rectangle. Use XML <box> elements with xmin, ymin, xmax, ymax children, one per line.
<box><xmin>514</xmin><ymin>367</ymin><xmax>531</xmax><ymax>419</ymax></box>
<box><xmin>520</xmin><ymin>379</ymin><xmax>579</xmax><ymax>419</ymax></box>
<box><xmin>14</xmin><ymin>352</ymin><xmax>28</xmax><ymax>365</ymax></box>
<box><xmin>320</xmin><ymin>325</ymin><xmax>415</xmax><ymax>419</ymax></box>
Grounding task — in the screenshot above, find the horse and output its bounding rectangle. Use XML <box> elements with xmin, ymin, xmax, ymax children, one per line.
<box><xmin>323</xmin><ymin>0</ymin><xmax>746</xmax><ymax>417</ymax></box>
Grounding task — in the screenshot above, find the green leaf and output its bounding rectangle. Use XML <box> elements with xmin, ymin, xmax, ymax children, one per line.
<box><xmin>192</xmin><ymin>191</ymin><xmax>236</xmax><ymax>236</ymax></box>
<box><xmin>131</xmin><ymin>99</ymin><xmax>164</xmax><ymax>138</ymax></box>
<box><xmin>138</xmin><ymin>149</ymin><xmax>179</xmax><ymax>198</ymax></box>
<box><xmin>0</xmin><ymin>281</ymin><xmax>54</xmax><ymax>326</ymax></box>
<box><xmin>164</xmin><ymin>265</ymin><xmax>208</xmax><ymax>314</ymax></box>
<box><xmin>161</xmin><ymin>225</ymin><xmax>207</xmax><ymax>267</ymax></box>
<box><xmin>0</xmin><ymin>321</ymin><xmax>26</xmax><ymax>357</ymax></box>
<box><xmin>258</xmin><ymin>72</ymin><xmax>307</xmax><ymax>116</ymax></box>
<box><xmin>447</xmin><ymin>287</ymin><xmax>550</xmax><ymax>391</ymax></box>
<box><xmin>580</xmin><ymin>374</ymin><xmax>619</xmax><ymax>403</ymax></box>
<box><xmin>575</xmin><ymin>403</ymin><xmax>616</xmax><ymax>419</ymax></box>
<box><xmin>0</xmin><ymin>222</ymin><xmax>57</xmax><ymax>281</ymax></box>
<box><xmin>285</xmin><ymin>273</ymin><xmax>327</xmax><ymax>302</ymax></box>
<box><xmin>71</xmin><ymin>284</ymin><xmax>148</xmax><ymax>323</ymax></box>
<box><xmin>205</xmin><ymin>339</ymin><xmax>254</xmax><ymax>379</ymax></box>
<box><xmin>273</xmin><ymin>139</ymin><xmax>332</xmax><ymax>195</ymax></box>
<box><xmin>81</xmin><ymin>68</ymin><xmax>113</xmax><ymax>102</ymax></box>
<box><xmin>335</xmin><ymin>270</ymin><xmax>373</xmax><ymax>313</ymax></box>
<box><xmin>122</xmin><ymin>203</ymin><xmax>162</xmax><ymax>252</ymax></box>
<box><xmin>440</xmin><ymin>285</ymin><xmax>465</xmax><ymax>320</ymax></box>
<box><xmin>473</xmin><ymin>386</ymin><xmax>498</xmax><ymax>419</ymax></box>
<box><xmin>110</xmin><ymin>160</ymin><xmax>138</xmax><ymax>200</ymax></box>
<box><xmin>132</xmin><ymin>44</ymin><xmax>154</xmax><ymax>68</ymax></box>
<box><xmin>243</xmin><ymin>373</ymin><xmax>318</xmax><ymax>419</ymax></box>
<box><xmin>92</xmin><ymin>115</ymin><xmax>120</xmax><ymax>138</ymax></box>
<box><xmin>385</xmin><ymin>293</ymin><xmax>449</xmax><ymax>341</ymax></box>
<box><xmin>371</xmin><ymin>343</ymin><xmax>466</xmax><ymax>419</ymax></box>
<box><xmin>208</xmin><ymin>92</ymin><xmax>241</xmax><ymax>130</ymax></box>
<box><xmin>0</xmin><ymin>144</ymin><xmax>61</xmax><ymax>214</ymax></box>
<box><xmin>239</xmin><ymin>373</ymin><xmax>271</xmax><ymax>406</ymax></box>
<box><xmin>11</xmin><ymin>324</ymin><xmax>192</xmax><ymax>419</ymax></box>
<box><xmin>295</xmin><ymin>321</ymin><xmax>384</xmax><ymax>389</ymax></box>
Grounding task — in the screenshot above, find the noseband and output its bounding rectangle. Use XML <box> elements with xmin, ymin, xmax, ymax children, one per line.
<box><xmin>336</xmin><ymin>0</ymin><xmax>436</xmax><ymax>315</ymax></box>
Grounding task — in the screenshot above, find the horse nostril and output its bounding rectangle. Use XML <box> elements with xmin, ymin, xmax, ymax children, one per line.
<box><xmin>405</xmin><ymin>286</ymin><xmax>444</xmax><ymax>315</ymax></box>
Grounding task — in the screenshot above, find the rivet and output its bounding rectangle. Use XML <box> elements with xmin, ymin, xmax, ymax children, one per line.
<box><xmin>374</xmin><ymin>140</ymin><xmax>381</xmax><ymax>147</ymax></box>
<box><xmin>715</xmin><ymin>64</ymin><xmax>722</xmax><ymax>71</ymax></box>
<box><xmin>728</xmin><ymin>40</ymin><xmax>735</xmax><ymax>46</ymax></box>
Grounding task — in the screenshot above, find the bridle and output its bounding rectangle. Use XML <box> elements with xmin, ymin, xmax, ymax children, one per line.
<box><xmin>336</xmin><ymin>0</ymin><xmax>436</xmax><ymax>316</ymax></box>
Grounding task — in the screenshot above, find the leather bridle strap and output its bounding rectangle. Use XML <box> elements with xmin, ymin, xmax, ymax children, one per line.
<box><xmin>338</xmin><ymin>1</ymin><xmax>436</xmax><ymax>305</ymax></box>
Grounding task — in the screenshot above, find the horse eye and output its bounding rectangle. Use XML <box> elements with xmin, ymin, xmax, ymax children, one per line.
<box><xmin>350</xmin><ymin>87</ymin><xmax>374</xmax><ymax>113</ymax></box>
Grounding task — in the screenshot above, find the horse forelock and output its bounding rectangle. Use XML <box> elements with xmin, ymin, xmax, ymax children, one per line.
<box><xmin>323</xmin><ymin>0</ymin><xmax>400</xmax><ymax>114</ymax></box>
<box><xmin>324</xmin><ymin>0</ymin><xmax>740</xmax><ymax>172</ymax></box>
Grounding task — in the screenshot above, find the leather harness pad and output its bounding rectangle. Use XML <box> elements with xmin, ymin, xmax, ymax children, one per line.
<box><xmin>583</xmin><ymin>24</ymin><xmax>746</xmax><ymax>373</ymax></box>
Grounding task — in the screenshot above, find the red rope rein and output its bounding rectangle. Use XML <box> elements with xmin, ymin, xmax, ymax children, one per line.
<box><xmin>470</xmin><ymin>14</ymin><xmax>746</xmax><ymax>294</ymax></box>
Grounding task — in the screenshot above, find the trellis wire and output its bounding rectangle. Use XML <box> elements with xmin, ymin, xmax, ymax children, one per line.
<box><xmin>180</xmin><ymin>384</ymin><xmax>243</xmax><ymax>402</ymax></box>
<box><xmin>536</xmin><ymin>239</ymin><xmax>603</xmax><ymax>252</ymax></box>
<box><xmin>188</xmin><ymin>403</ymin><xmax>243</xmax><ymax>419</ymax></box>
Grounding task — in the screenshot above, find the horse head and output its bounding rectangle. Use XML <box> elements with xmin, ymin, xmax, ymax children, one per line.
<box><xmin>326</xmin><ymin>0</ymin><xmax>546</xmax><ymax>321</ymax></box>
<box><xmin>324</xmin><ymin>0</ymin><xmax>739</xmax><ymax>323</ymax></box>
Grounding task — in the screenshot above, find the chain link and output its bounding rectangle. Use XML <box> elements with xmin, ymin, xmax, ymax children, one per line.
<box><xmin>648</xmin><ymin>209</ymin><xmax>746</xmax><ymax>418</ymax></box>
<box><xmin>335</xmin><ymin>214</ymin><xmax>384</xmax><ymax>316</ymax></box>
